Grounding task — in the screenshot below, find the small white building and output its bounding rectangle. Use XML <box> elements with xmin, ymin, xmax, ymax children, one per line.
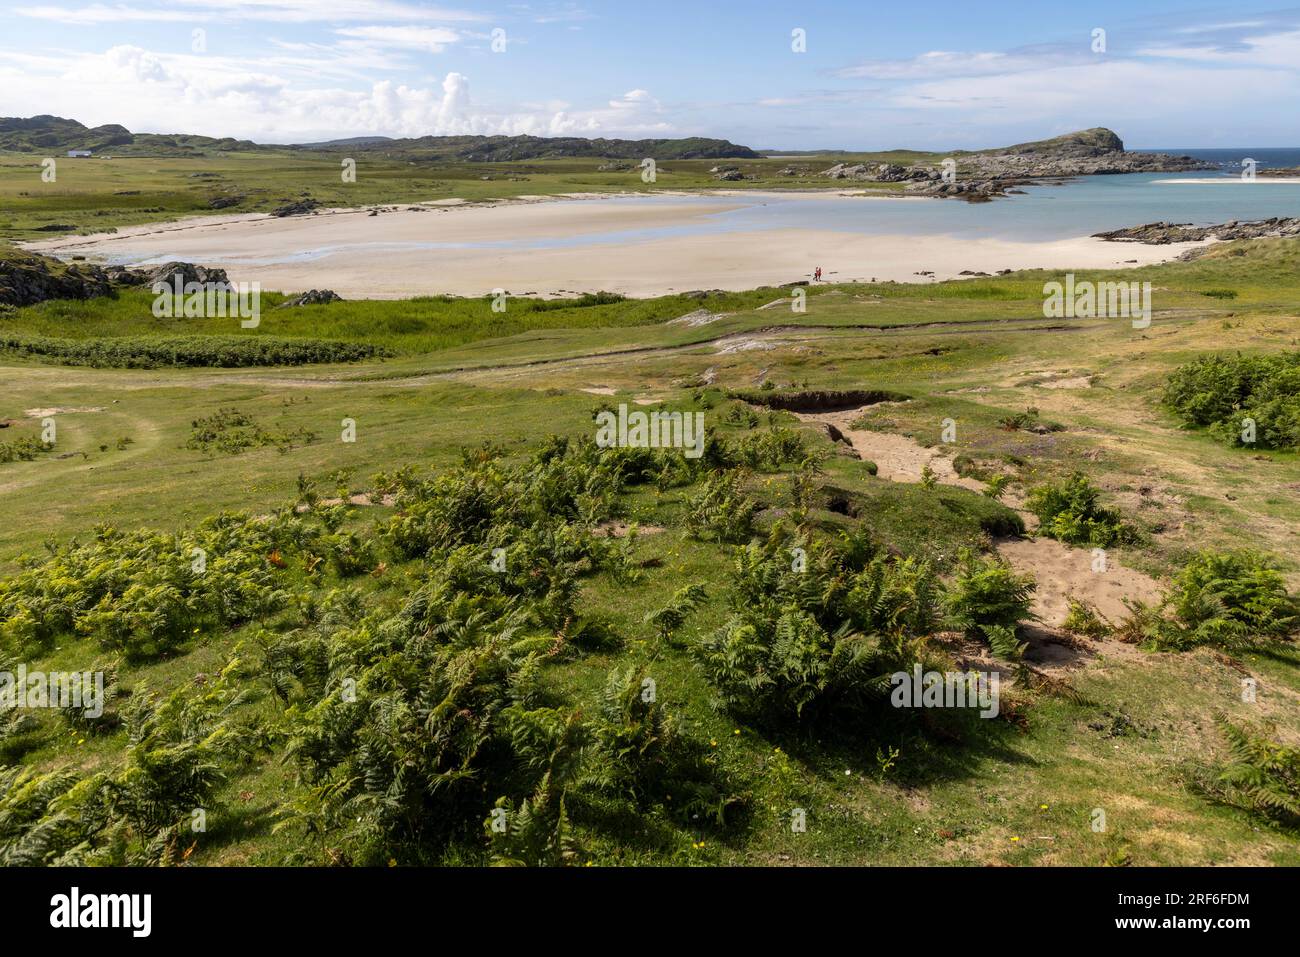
<box><xmin>66</xmin><ymin>150</ymin><xmax>92</xmax><ymax>158</ymax></box>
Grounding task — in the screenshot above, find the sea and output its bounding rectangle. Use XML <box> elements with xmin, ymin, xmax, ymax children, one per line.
<box><xmin>526</xmin><ymin>146</ymin><xmax>1300</xmax><ymax>250</ymax></box>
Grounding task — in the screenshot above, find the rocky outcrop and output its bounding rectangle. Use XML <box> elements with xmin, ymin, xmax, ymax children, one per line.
<box><xmin>1093</xmin><ymin>218</ymin><xmax>1300</xmax><ymax>244</ymax></box>
<box><xmin>130</xmin><ymin>261</ymin><xmax>232</xmax><ymax>287</ymax></box>
<box><xmin>0</xmin><ymin>253</ymin><xmax>114</xmax><ymax>307</ymax></box>
<box><xmin>271</xmin><ymin>198</ymin><xmax>320</xmax><ymax>217</ymax></box>
<box><xmin>279</xmin><ymin>289</ymin><xmax>343</xmax><ymax>307</ymax></box>
<box><xmin>0</xmin><ymin>251</ymin><xmax>248</xmax><ymax>309</ymax></box>
<box><xmin>822</xmin><ymin>128</ymin><xmax>1213</xmax><ymax>201</ymax></box>
<box><xmin>1258</xmin><ymin>167</ymin><xmax>1300</xmax><ymax>178</ymax></box>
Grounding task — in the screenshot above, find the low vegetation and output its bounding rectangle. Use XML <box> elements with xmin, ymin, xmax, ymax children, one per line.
<box><xmin>1164</xmin><ymin>351</ymin><xmax>1300</xmax><ymax>450</ymax></box>
<box><xmin>0</xmin><ymin>332</ymin><xmax>383</xmax><ymax>368</ymax></box>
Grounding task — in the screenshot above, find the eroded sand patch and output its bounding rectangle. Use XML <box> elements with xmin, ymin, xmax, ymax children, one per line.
<box><xmin>794</xmin><ymin>408</ymin><xmax>984</xmax><ymax>491</ymax></box>
<box><xmin>997</xmin><ymin>536</ymin><xmax>1161</xmax><ymax>626</ymax></box>
<box><xmin>25</xmin><ymin>406</ymin><xmax>106</xmax><ymax>417</ymax></box>
<box><xmin>670</xmin><ymin>309</ymin><xmax>731</xmax><ymax>327</ymax></box>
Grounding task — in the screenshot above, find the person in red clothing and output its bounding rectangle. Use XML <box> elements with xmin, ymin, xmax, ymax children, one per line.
<box><xmin>814</xmin><ymin>266</ymin><xmax>822</xmax><ymax>282</ymax></box>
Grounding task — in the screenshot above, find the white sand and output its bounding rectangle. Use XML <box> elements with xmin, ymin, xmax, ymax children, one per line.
<box><xmin>24</xmin><ymin>192</ymin><xmax>1206</xmax><ymax>298</ymax></box>
<box><xmin>1154</xmin><ymin>177</ymin><xmax>1300</xmax><ymax>184</ymax></box>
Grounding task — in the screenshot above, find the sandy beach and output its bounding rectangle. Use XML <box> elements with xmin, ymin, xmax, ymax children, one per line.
<box><xmin>25</xmin><ymin>192</ymin><xmax>1208</xmax><ymax>298</ymax></box>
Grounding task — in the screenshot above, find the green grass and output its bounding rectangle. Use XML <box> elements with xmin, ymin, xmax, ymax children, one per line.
<box><xmin>0</xmin><ymin>150</ymin><xmax>909</xmax><ymax>242</ymax></box>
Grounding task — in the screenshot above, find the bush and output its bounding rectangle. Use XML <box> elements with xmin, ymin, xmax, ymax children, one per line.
<box><xmin>1200</xmin><ymin>717</ymin><xmax>1300</xmax><ymax>828</ymax></box>
<box><xmin>1117</xmin><ymin>549</ymin><xmax>1297</xmax><ymax>651</ymax></box>
<box><xmin>690</xmin><ymin>536</ymin><xmax>937</xmax><ymax>722</ymax></box>
<box><xmin>1063</xmin><ymin>598</ymin><xmax>1110</xmax><ymax>638</ymax></box>
<box><xmin>944</xmin><ymin>549</ymin><xmax>1036</xmax><ymax>650</ymax></box>
<box><xmin>186</xmin><ymin>407</ymin><xmax>318</xmax><ymax>455</ymax></box>
<box><xmin>1165</xmin><ymin>550</ymin><xmax>1297</xmax><ymax>648</ymax></box>
<box><xmin>1027</xmin><ymin>473</ymin><xmax>1131</xmax><ymax>547</ymax></box>
<box><xmin>0</xmin><ymin>514</ymin><xmax>305</xmax><ymax>661</ymax></box>
<box><xmin>0</xmin><ymin>436</ymin><xmax>52</xmax><ymax>464</ymax></box>
<box><xmin>1163</xmin><ymin>351</ymin><xmax>1300</xmax><ymax>450</ymax></box>
<box><xmin>686</xmin><ymin>471</ymin><xmax>758</xmax><ymax>543</ymax></box>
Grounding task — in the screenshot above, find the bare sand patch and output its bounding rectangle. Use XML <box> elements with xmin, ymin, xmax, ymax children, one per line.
<box><xmin>1035</xmin><ymin>375</ymin><xmax>1094</xmax><ymax>390</ymax></box>
<box><xmin>997</xmin><ymin>536</ymin><xmax>1162</xmax><ymax>626</ymax></box>
<box><xmin>794</xmin><ymin>408</ymin><xmax>984</xmax><ymax>491</ymax></box>
<box><xmin>669</xmin><ymin>309</ymin><xmax>731</xmax><ymax>327</ymax></box>
<box><xmin>597</xmin><ymin>521</ymin><xmax>665</xmax><ymax>538</ymax></box>
<box><xmin>715</xmin><ymin>337</ymin><xmax>781</xmax><ymax>355</ymax></box>
<box><xmin>295</xmin><ymin>493</ymin><xmax>397</xmax><ymax>512</ymax></box>
<box><xmin>25</xmin><ymin>406</ymin><xmax>105</xmax><ymax>417</ymax></box>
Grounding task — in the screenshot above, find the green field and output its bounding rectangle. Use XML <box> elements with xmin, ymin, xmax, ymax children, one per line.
<box><xmin>2</xmin><ymin>177</ymin><xmax>1299</xmax><ymax>867</ymax></box>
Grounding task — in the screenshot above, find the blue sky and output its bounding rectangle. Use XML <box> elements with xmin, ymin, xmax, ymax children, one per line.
<box><xmin>3</xmin><ymin>1</ymin><xmax>1299</xmax><ymax>148</ymax></box>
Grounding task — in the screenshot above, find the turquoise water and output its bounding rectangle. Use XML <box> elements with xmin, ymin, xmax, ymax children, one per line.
<box><xmin>620</xmin><ymin>171</ymin><xmax>1300</xmax><ymax>245</ymax></box>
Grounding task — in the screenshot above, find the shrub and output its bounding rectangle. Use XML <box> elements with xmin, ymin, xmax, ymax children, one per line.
<box><xmin>186</xmin><ymin>407</ymin><xmax>318</xmax><ymax>456</ymax></box>
<box><xmin>0</xmin><ymin>332</ymin><xmax>385</xmax><ymax>368</ymax></box>
<box><xmin>944</xmin><ymin>549</ymin><xmax>1036</xmax><ymax>648</ymax></box>
<box><xmin>1165</xmin><ymin>549</ymin><xmax>1297</xmax><ymax>648</ymax></box>
<box><xmin>1163</xmin><ymin>351</ymin><xmax>1300</xmax><ymax>450</ymax></box>
<box><xmin>1063</xmin><ymin>598</ymin><xmax>1110</xmax><ymax>638</ymax></box>
<box><xmin>644</xmin><ymin>583</ymin><xmax>707</xmax><ymax>644</ymax></box>
<box><xmin>691</xmin><ymin>537</ymin><xmax>937</xmax><ymax>722</ymax></box>
<box><xmin>0</xmin><ymin>436</ymin><xmax>52</xmax><ymax>465</ymax></box>
<box><xmin>1117</xmin><ymin>549</ymin><xmax>1297</xmax><ymax>651</ymax></box>
<box><xmin>686</xmin><ymin>471</ymin><xmax>758</xmax><ymax>543</ymax></box>
<box><xmin>1201</xmin><ymin>717</ymin><xmax>1300</xmax><ymax>828</ymax></box>
<box><xmin>1027</xmin><ymin>472</ymin><xmax>1131</xmax><ymax>547</ymax></box>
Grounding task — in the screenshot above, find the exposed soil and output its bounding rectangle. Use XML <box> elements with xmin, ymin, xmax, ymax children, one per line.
<box><xmin>997</xmin><ymin>535</ymin><xmax>1162</xmax><ymax>625</ymax></box>
<box><xmin>793</xmin><ymin>407</ymin><xmax>983</xmax><ymax>491</ymax></box>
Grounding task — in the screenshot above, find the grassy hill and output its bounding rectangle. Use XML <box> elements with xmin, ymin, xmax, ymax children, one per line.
<box><xmin>1</xmin><ymin>238</ymin><xmax>1299</xmax><ymax>866</ymax></box>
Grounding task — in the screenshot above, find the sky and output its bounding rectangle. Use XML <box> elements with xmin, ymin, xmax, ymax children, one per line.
<box><xmin>2</xmin><ymin>0</ymin><xmax>1300</xmax><ymax>149</ymax></box>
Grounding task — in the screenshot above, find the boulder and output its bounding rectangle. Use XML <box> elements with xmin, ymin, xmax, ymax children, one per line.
<box><xmin>279</xmin><ymin>289</ymin><xmax>344</xmax><ymax>307</ymax></box>
<box><xmin>131</xmin><ymin>261</ymin><xmax>231</xmax><ymax>288</ymax></box>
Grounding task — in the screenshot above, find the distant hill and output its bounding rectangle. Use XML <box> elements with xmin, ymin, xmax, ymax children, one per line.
<box><xmin>0</xmin><ymin>115</ymin><xmax>259</xmax><ymax>155</ymax></box>
<box><xmin>0</xmin><ymin>116</ymin><xmax>758</xmax><ymax>160</ymax></box>
<box><xmin>292</xmin><ymin>134</ymin><xmax>761</xmax><ymax>161</ymax></box>
<box><xmin>974</xmin><ymin>127</ymin><xmax>1126</xmax><ymax>157</ymax></box>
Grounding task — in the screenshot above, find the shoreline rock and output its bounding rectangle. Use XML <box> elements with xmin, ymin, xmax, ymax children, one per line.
<box><xmin>1093</xmin><ymin>218</ymin><xmax>1300</xmax><ymax>244</ymax></box>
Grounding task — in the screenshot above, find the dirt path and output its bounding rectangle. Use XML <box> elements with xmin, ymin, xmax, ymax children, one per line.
<box><xmin>796</xmin><ymin>403</ymin><xmax>1165</xmax><ymax>632</ymax></box>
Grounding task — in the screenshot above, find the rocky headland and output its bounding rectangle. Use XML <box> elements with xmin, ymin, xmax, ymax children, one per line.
<box><xmin>822</xmin><ymin>128</ymin><xmax>1213</xmax><ymax>201</ymax></box>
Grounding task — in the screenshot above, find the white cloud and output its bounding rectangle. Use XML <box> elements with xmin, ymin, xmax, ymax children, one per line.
<box><xmin>18</xmin><ymin>1</ymin><xmax>489</xmax><ymax>26</ymax></box>
<box><xmin>836</xmin><ymin>49</ymin><xmax>1084</xmax><ymax>81</ymax></box>
<box><xmin>1137</xmin><ymin>28</ymin><xmax>1300</xmax><ymax>69</ymax></box>
<box><xmin>0</xmin><ymin>42</ymin><xmax>674</xmax><ymax>142</ymax></box>
<box><xmin>335</xmin><ymin>26</ymin><xmax>462</xmax><ymax>53</ymax></box>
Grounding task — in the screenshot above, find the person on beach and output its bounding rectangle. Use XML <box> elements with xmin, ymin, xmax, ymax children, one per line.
<box><xmin>814</xmin><ymin>266</ymin><xmax>822</xmax><ymax>282</ymax></box>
